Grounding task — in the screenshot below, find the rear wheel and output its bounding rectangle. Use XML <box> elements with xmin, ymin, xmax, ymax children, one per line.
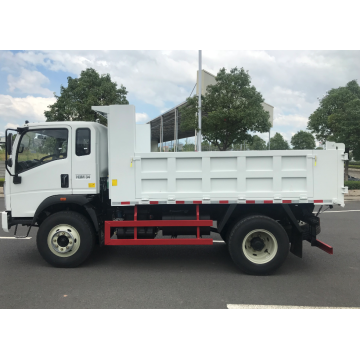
<box><xmin>37</xmin><ymin>211</ymin><xmax>95</xmax><ymax>267</ymax></box>
<box><xmin>228</xmin><ymin>215</ymin><xmax>289</xmax><ymax>275</ymax></box>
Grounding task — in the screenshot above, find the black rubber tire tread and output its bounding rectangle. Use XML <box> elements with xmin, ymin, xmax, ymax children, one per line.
<box><xmin>36</xmin><ymin>211</ymin><xmax>95</xmax><ymax>268</ymax></box>
<box><xmin>220</xmin><ymin>212</ymin><xmax>264</xmax><ymax>243</ymax></box>
<box><xmin>228</xmin><ymin>215</ymin><xmax>289</xmax><ymax>275</ymax></box>
<box><xmin>300</xmin><ymin>223</ymin><xmax>321</xmax><ymax>240</ymax></box>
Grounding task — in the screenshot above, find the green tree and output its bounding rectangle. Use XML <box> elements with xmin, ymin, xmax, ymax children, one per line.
<box><xmin>201</xmin><ymin>140</ymin><xmax>213</xmax><ymax>151</ymax></box>
<box><xmin>180</xmin><ymin>67</ymin><xmax>271</xmax><ymax>151</ymax></box>
<box><xmin>307</xmin><ymin>80</ymin><xmax>360</xmax><ymax>180</ymax></box>
<box><xmin>44</xmin><ymin>68</ymin><xmax>128</xmax><ymax>126</ymax></box>
<box><xmin>181</xmin><ymin>138</ymin><xmax>195</xmax><ymax>152</ymax></box>
<box><xmin>290</xmin><ymin>130</ymin><xmax>316</xmax><ymax>149</ymax></box>
<box><xmin>182</xmin><ymin>143</ymin><xmax>195</xmax><ymax>151</ymax></box>
<box><xmin>269</xmin><ymin>133</ymin><xmax>290</xmax><ymax>150</ymax></box>
<box><xmin>249</xmin><ymin>135</ymin><xmax>267</xmax><ymax>150</ymax></box>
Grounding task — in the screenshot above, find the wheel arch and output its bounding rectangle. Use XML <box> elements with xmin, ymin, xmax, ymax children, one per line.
<box><xmin>218</xmin><ymin>204</ymin><xmax>287</xmax><ymax>242</ymax></box>
<box><xmin>32</xmin><ymin>195</ymin><xmax>99</xmax><ymax>232</ymax></box>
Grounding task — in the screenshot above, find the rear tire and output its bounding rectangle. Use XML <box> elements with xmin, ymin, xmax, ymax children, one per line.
<box><xmin>228</xmin><ymin>215</ymin><xmax>289</xmax><ymax>275</ymax></box>
<box><xmin>37</xmin><ymin>211</ymin><xmax>95</xmax><ymax>268</ymax></box>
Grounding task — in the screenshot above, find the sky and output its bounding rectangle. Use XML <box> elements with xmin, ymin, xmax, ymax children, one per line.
<box><xmin>1</xmin><ymin>50</ymin><xmax>359</xmax><ymax>146</ymax></box>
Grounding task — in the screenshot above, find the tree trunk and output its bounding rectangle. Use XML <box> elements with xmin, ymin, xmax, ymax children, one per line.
<box><xmin>344</xmin><ymin>147</ymin><xmax>349</xmax><ymax>183</ymax></box>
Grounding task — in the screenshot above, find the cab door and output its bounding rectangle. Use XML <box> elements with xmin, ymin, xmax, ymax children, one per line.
<box><xmin>71</xmin><ymin>126</ymin><xmax>98</xmax><ymax>195</ymax></box>
<box><xmin>10</xmin><ymin>126</ymin><xmax>72</xmax><ymax>218</ymax></box>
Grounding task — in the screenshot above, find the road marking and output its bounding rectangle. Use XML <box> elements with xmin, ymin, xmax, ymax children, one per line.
<box><xmin>318</xmin><ymin>210</ymin><xmax>360</xmax><ymax>213</ymax></box>
<box><xmin>227</xmin><ymin>304</ymin><xmax>360</xmax><ymax>309</ymax></box>
<box><xmin>313</xmin><ymin>210</ymin><xmax>360</xmax><ymax>215</ymax></box>
<box><xmin>0</xmin><ymin>237</ymin><xmax>32</xmax><ymax>239</ymax></box>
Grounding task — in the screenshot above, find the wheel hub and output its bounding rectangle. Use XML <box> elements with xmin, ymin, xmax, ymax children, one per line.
<box><xmin>57</xmin><ymin>235</ymin><xmax>69</xmax><ymax>247</ymax></box>
<box><xmin>51</xmin><ymin>230</ymin><xmax>75</xmax><ymax>254</ymax></box>
<box><xmin>242</xmin><ymin>229</ymin><xmax>278</xmax><ymax>265</ymax></box>
<box><xmin>250</xmin><ymin>237</ymin><xmax>265</xmax><ymax>251</ymax></box>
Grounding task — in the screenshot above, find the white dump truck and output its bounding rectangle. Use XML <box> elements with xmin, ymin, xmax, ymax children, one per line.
<box><xmin>1</xmin><ymin>105</ymin><xmax>348</xmax><ymax>274</ymax></box>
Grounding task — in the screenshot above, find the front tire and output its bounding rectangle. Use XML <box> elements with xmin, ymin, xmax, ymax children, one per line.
<box><xmin>37</xmin><ymin>211</ymin><xmax>95</xmax><ymax>268</ymax></box>
<box><xmin>228</xmin><ymin>215</ymin><xmax>289</xmax><ymax>275</ymax></box>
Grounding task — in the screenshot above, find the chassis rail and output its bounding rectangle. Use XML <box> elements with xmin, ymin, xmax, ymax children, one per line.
<box><xmin>105</xmin><ymin>205</ymin><xmax>213</xmax><ymax>245</ymax></box>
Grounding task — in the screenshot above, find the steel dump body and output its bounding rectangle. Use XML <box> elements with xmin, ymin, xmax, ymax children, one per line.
<box><xmin>99</xmin><ymin>105</ymin><xmax>347</xmax><ymax>207</ymax></box>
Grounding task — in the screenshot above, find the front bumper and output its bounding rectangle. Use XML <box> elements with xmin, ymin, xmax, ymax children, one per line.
<box><xmin>1</xmin><ymin>211</ymin><xmax>9</xmax><ymax>232</ymax></box>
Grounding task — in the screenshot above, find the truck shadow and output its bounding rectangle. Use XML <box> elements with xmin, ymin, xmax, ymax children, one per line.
<box><xmin>86</xmin><ymin>242</ymin><xmax>305</xmax><ymax>276</ymax></box>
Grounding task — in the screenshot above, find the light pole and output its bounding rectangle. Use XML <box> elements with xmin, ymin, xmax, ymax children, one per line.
<box><xmin>197</xmin><ymin>50</ymin><xmax>202</xmax><ymax>152</ymax></box>
<box><xmin>269</xmin><ymin>129</ymin><xmax>271</xmax><ymax>150</ymax></box>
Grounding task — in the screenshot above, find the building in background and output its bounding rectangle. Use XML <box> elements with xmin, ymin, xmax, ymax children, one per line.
<box><xmin>148</xmin><ymin>70</ymin><xmax>273</xmax><ymax>152</ymax></box>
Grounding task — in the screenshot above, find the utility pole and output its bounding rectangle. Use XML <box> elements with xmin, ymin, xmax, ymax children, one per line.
<box><xmin>269</xmin><ymin>129</ymin><xmax>271</xmax><ymax>150</ymax></box>
<box><xmin>197</xmin><ymin>50</ymin><xmax>202</xmax><ymax>152</ymax></box>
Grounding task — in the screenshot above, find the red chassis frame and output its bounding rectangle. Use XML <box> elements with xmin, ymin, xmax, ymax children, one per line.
<box><xmin>104</xmin><ymin>204</ymin><xmax>213</xmax><ymax>245</ymax></box>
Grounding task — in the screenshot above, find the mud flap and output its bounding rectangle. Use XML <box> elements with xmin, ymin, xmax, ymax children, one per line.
<box><xmin>290</xmin><ymin>231</ymin><xmax>303</xmax><ymax>258</ymax></box>
<box><xmin>282</xmin><ymin>205</ymin><xmax>303</xmax><ymax>258</ymax></box>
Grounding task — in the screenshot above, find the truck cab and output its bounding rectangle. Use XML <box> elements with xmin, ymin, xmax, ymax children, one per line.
<box><xmin>3</xmin><ymin>121</ymin><xmax>108</xmax><ymax>224</ymax></box>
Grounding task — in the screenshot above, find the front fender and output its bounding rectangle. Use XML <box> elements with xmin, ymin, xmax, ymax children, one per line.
<box><xmin>32</xmin><ymin>195</ymin><xmax>99</xmax><ymax>231</ymax></box>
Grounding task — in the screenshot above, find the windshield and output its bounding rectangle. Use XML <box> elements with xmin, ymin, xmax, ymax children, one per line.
<box><xmin>16</xmin><ymin>128</ymin><xmax>68</xmax><ymax>173</ymax></box>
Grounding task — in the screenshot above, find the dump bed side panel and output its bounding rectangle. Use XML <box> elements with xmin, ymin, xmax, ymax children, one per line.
<box><xmin>130</xmin><ymin>151</ymin><xmax>315</xmax><ymax>204</ymax></box>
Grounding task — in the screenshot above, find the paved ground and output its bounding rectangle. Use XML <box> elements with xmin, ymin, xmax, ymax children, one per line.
<box><xmin>349</xmin><ymin>168</ymin><xmax>360</xmax><ymax>178</ymax></box>
<box><xmin>0</xmin><ymin>198</ymin><xmax>359</xmax><ymax>309</ymax></box>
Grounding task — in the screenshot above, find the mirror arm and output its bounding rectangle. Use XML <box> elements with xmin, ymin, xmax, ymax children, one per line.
<box><xmin>5</xmin><ymin>128</ymin><xmax>18</xmax><ymax>177</ymax></box>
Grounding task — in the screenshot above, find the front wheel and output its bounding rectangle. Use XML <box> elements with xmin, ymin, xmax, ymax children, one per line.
<box><xmin>37</xmin><ymin>211</ymin><xmax>95</xmax><ymax>267</ymax></box>
<box><xmin>228</xmin><ymin>215</ymin><xmax>289</xmax><ymax>275</ymax></box>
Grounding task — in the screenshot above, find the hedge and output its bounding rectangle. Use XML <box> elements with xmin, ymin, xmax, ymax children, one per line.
<box><xmin>345</xmin><ymin>181</ymin><xmax>360</xmax><ymax>190</ymax></box>
<box><xmin>0</xmin><ymin>178</ymin><xmax>4</xmax><ymax>187</ymax></box>
<box><xmin>349</xmin><ymin>165</ymin><xmax>360</xmax><ymax>169</ymax></box>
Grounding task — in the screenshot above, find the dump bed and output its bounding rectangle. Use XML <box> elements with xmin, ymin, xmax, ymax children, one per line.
<box><xmin>94</xmin><ymin>105</ymin><xmax>347</xmax><ymax>207</ymax></box>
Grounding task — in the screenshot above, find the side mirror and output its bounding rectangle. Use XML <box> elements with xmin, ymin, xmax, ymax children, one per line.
<box><xmin>18</xmin><ymin>144</ymin><xmax>24</xmax><ymax>154</ymax></box>
<box><xmin>7</xmin><ymin>133</ymin><xmax>12</xmax><ymax>155</ymax></box>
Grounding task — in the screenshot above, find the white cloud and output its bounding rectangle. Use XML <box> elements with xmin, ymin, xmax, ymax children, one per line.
<box><xmin>274</xmin><ymin>114</ymin><xmax>309</xmax><ymax>128</ymax></box>
<box><xmin>6</xmin><ymin>50</ymin><xmax>351</xmax><ymax>112</ymax></box>
<box><xmin>0</xmin><ymin>95</ymin><xmax>56</xmax><ymax>131</ymax></box>
<box><xmin>135</xmin><ymin>112</ymin><xmax>149</xmax><ymax>123</ymax></box>
<box><xmin>1</xmin><ymin>50</ymin><xmax>360</xmax><ymax>142</ymax></box>
<box><xmin>5</xmin><ymin>122</ymin><xmax>20</xmax><ymax>129</ymax></box>
<box><xmin>0</xmin><ymin>51</ymin><xmax>197</xmax><ymax>108</ymax></box>
<box><xmin>7</xmin><ymin>68</ymin><xmax>53</xmax><ymax>97</ymax></box>
<box><xmin>1</xmin><ymin>50</ymin><xmax>359</xmax><ymax>113</ymax></box>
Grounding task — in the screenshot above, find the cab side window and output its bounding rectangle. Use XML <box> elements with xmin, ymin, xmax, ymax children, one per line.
<box><xmin>76</xmin><ymin>128</ymin><xmax>91</xmax><ymax>156</ymax></box>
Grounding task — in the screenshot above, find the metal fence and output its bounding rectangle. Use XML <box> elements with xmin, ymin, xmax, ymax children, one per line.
<box><xmin>154</xmin><ymin>140</ymin><xmax>250</xmax><ymax>152</ymax></box>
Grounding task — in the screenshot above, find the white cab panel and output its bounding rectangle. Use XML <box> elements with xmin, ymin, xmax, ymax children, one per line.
<box><xmin>10</xmin><ymin>125</ymin><xmax>73</xmax><ymax>217</ymax></box>
<box><xmin>71</xmin><ymin>124</ymin><xmax>97</xmax><ymax>195</ymax></box>
<box><xmin>71</xmin><ymin>122</ymin><xmax>108</xmax><ymax>195</ymax></box>
<box><xmin>107</xmin><ymin>105</ymin><xmax>136</xmax><ymax>205</ymax></box>
<box><xmin>136</xmin><ymin>124</ymin><xmax>150</xmax><ymax>153</ymax></box>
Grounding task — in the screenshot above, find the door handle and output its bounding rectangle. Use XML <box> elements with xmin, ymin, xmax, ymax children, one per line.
<box><xmin>61</xmin><ymin>174</ymin><xmax>69</xmax><ymax>188</ymax></box>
